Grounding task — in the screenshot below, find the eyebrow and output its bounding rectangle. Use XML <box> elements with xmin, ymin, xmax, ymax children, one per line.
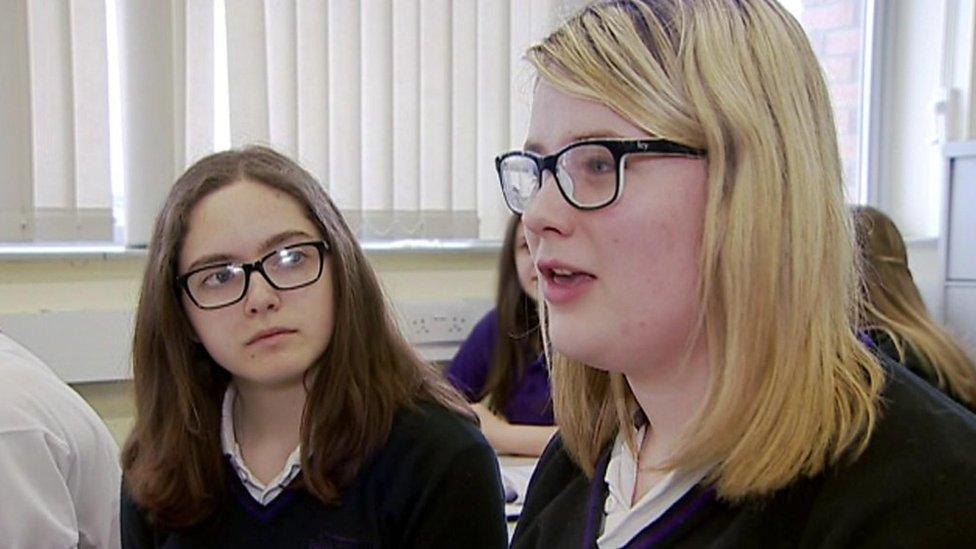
<box><xmin>523</xmin><ymin>130</ymin><xmax>631</xmax><ymax>154</ymax></box>
<box><xmin>185</xmin><ymin>229</ymin><xmax>317</xmax><ymax>271</ymax></box>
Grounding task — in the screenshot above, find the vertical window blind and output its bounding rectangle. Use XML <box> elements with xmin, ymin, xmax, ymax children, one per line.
<box><xmin>1</xmin><ymin>0</ymin><xmax>113</xmax><ymax>243</ymax></box>
<box><xmin>215</xmin><ymin>0</ymin><xmax>563</xmax><ymax>242</ymax></box>
<box><xmin>1</xmin><ymin>0</ymin><xmax>575</xmax><ymax>247</ymax></box>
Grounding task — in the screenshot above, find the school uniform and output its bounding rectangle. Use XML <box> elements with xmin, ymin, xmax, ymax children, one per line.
<box><xmin>0</xmin><ymin>332</ymin><xmax>121</xmax><ymax>549</ymax></box>
<box><xmin>445</xmin><ymin>309</ymin><xmax>554</xmax><ymax>425</ymax></box>
<box><xmin>121</xmin><ymin>396</ymin><xmax>508</xmax><ymax>548</ymax></box>
<box><xmin>511</xmin><ymin>360</ymin><xmax>976</xmax><ymax>548</ymax></box>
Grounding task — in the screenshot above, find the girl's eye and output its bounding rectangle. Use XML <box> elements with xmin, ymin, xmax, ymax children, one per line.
<box><xmin>278</xmin><ymin>249</ymin><xmax>307</xmax><ymax>267</ymax></box>
<box><xmin>202</xmin><ymin>268</ymin><xmax>238</xmax><ymax>287</ymax></box>
<box><xmin>587</xmin><ymin>158</ymin><xmax>613</xmax><ymax>173</ymax></box>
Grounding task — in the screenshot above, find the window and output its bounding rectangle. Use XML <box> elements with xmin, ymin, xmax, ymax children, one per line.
<box><xmin>1</xmin><ymin>0</ymin><xmax>564</xmax><ymax>248</ymax></box>
<box><xmin>5</xmin><ymin>0</ymin><xmax>968</xmax><ymax>247</ymax></box>
<box><xmin>781</xmin><ymin>0</ymin><xmax>870</xmax><ymax>203</ymax></box>
<box><xmin>0</xmin><ymin>0</ymin><xmax>115</xmax><ymax>244</ymax></box>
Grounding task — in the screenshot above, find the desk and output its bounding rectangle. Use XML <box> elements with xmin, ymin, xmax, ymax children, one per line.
<box><xmin>498</xmin><ymin>454</ymin><xmax>538</xmax><ymax>469</ymax></box>
<box><xmin>497</xmin><ymin>454</ymin><xmax>539</xmax><ymax>539</ymax></box>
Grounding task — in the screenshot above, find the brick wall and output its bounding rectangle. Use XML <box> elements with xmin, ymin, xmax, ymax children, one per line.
<box><xmin>800</xmin><ymin>0</ymin><xmax>866</xmax><ymax>198</ymax></box>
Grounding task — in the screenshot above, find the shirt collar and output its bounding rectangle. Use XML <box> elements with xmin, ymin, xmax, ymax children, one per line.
<box><xmin>220</xmin><ymin>384</ymin><xmax>303</xmax><ymax>506</ymax></box>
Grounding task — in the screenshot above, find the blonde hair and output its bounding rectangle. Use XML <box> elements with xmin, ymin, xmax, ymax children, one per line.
<box><xmin>854</xmin><ymin>205</ymin><xmax>976</xmax><ymax>407</ymax></box>
<box><xmin>529</xmin><ymin>0</ymin><xmax>884</xmax><ymax>500</ymax></box>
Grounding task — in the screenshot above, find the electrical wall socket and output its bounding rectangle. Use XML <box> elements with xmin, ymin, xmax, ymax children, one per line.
<box><xmin>393</xmin><ymin>298</ymin><xmax>493</xmax><ymax>346</ymax></box>
<box><xmin>0</xmin><ymin>300</ymin><xmax>493</xmax><ymax>383</ymax></box>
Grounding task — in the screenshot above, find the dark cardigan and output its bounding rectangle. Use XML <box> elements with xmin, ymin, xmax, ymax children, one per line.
<box><xmin>122</xmin><ymin>402</ymin><xmax>508</xmax><ymax>548</ymax></box>
<box><xmin>512</xmin><ymin>361</ymin><xmax>976</xmax><ymax>548</ymax></box>
<box><xmin>868</xmin><ymin>328</ymin><xmax>975</xmax><ymax>413</ymax></box>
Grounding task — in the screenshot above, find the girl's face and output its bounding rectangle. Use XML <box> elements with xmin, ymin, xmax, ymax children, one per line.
<box><xmin>178</xmin><ymin>179</ymin><xmax>336</xmax><ymax>391</ymax></box>
<box><xmin>513</xmin><ymin>220</ymin><xmax>539</xmax><ymax>301</ymax></box>
<box><xmin>522</xmin><ymin>81</ymin><xmax>708</xmax><ymax>376</ymax></box>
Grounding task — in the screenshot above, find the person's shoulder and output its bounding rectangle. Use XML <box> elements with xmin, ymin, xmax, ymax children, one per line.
<box><xmin>536</xmin><ymin>432</ymin><xmax>574</xmax><ymax>469</ymax></box>
<box><xmin>0</xmin><ymin>335</ymin><xmax>90</xmax><ymax>421</ymax></box>
<box><xmin>878</xmin><ymin>357</ymin><xmax>976</xmax><ymax>443</ymax></box>
<box><xmin>444</xmin><ymin>311</ymin><xmax>500</xmax><ymax>399</ymax></box>
<box><xmin>0</xmin><ymin>334</ymin><xmax>59</xmax><ymax>389</ymax></box>
<box><xmin>821</xmin><ymin>359</ymin><xmax>976</xmax><ymax>488</ymax></box>
<box><xmin>798</xmin><ymin>361</ymin><xmax>976</xmax><ymax>543</ymax></box>
<box><xmin>511</xmin><ymin>433</ymin><xmax>593</xmax><ymax>547</ymax></box>
<box><xmin>120</xmin><ymin>479</ymin><xmax>170</xmax><ymax>547</ymax></box>
<box><xmin>865</xmin><ymin>330</ymin><xmax>962</xmax><ymax>402</ymax></box>
<box><xmin>0</xmin><ymin>334</ymin><xmax>119</xmax><ymax>461</ymax></box>
<box><xmin>365</xmin><ymin>401</ymin><xmax>497</xmax><ymax>500</ymax></box>
<box><xmin>387</xmin><ymin>400</ymin><xmax>491</xmax><ymax>457</ymax></box>
<box><xmin>524</xmin><ymin>433</ymin><xmax>586</xmax><ymax>496</ymax></box>
<box><xmin>468</xmin><ymin>308</ymin><xmax>500</xmax><ymax>339</ymax></box>
<box><xmin>851</xmin><ymin>359</ymin><xmax>976</xmax><ymax>477</ymax></box>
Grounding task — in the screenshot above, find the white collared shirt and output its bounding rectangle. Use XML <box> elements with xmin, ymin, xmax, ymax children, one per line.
<box><xmin>220</xmin><ymin>384</ymin><xmax>303</xmax><ymax>506</ymax></box>
<box><xmin>597</xmin><ymin>426</ymin><xmax>712</xmax><ymax>549</ymax></box>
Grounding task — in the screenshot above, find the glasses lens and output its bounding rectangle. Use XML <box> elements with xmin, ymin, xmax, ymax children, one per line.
<box><xmin>186</xmin><ymin>265</ymin><xmax>246</xmax><ymax>308</ymax></box>
<box><xmin>263</xmin><ymin>243</ymin><xmax>323</xmax><ymax>289</ymax></box>
<box><xmin>557</xmin><ymin>144</ymin><xmax>617</xmax><ymax>207</ymax></box>
<box><xmin>499</xmin><ymin>155</ymin><xmax>540</xmax><ymax>213</ymax></box>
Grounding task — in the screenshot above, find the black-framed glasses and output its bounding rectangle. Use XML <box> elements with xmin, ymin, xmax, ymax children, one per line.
<box><xmin>495</xmin><ymin>138</ymin><xmax>706</xmax><ymax>214</ymax></box>
<box><xmin>177</xmin><ymin>240</ymin><xmax>330</xmax><ymax>310</ymax></box>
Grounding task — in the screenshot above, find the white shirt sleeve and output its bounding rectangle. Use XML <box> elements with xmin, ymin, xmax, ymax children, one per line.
<box><xmin>0</xmin><ymin>334</ymin><xmax>121</xmax><ymax>549</ymax></box>
<box><xmin>70</xmin><ymin>423</ymin><xmax>122</xmax><ymax>549</ymax></box>
<box><xmin>0</xmin><ymin>426</ymin><xmax>121</xmax><ymax>549</ymax></box>
<box><xmin>0</xmin><ymin>429</ymin><xmax>81</xmax><ymax>549</ymax></box>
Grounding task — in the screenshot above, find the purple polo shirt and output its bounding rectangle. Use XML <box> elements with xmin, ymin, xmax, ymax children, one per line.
<box><xmin>445</xmin><ymin>309</ymin><xmax>554</xmax><ymax>426</ymax></box>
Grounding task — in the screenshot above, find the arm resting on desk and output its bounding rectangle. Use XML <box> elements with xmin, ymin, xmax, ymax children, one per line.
<box><xmin>473</xmin><ymin>403</ymin><xmax>557</xmax><ymax>457</ymax></box>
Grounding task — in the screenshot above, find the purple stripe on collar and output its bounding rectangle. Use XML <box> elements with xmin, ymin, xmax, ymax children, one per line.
<box><xmin>228</xmin><ymin>467</ymin><xmax>300</xmax><ymax>524</ymax></box>
<box><xmin>583</xmin><ymin>448</ymin><xmax>718</xmax><ymax>549</ymax></box>
<box><xmin>583</xmin><ymin>446</ymin><xmax>614</xmax><ymax>548</ymax></box>
<box><xmin>857</xmin><ymin>330</ymin><xmax>877</xmax><ymax>350</ymax></box>
<box><xmin>624</xmin><ymin>485</ymin><xmax>717</xmax><ymax>548</ymax></box>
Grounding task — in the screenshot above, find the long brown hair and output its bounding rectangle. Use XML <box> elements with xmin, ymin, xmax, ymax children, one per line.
<box><xmin>121</xmin><ymin>146</ymin><xmax>474</xmax><ymax>528</ymax></box>
<box><xmin>483</xmin><ymin>215</ymin><xmax>542</xmax><ymax>417</ymax></box>
<box><xmin>854</xmin><ymin>205</ymin><xmax>976</xmax><ymax>407</ymax></box>
<box><xmin>531</xmin><ymin>0</ymin><xmax>883</xmax><ymax>500</ymax></box>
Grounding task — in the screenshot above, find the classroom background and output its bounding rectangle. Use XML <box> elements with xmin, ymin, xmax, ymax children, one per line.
<box><xmin>0</xmin><ymin>0</ymin><xmax>974</xmax><ymax>444</ymax></box>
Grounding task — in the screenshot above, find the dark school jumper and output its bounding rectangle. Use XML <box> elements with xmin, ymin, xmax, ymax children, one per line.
<box><xmin>511</xmin><ymin>360</ymin><xmax>976</xmax><ymax>548</ymax></box>
<box><xmin>122</xmin><ymin>402</ymin><xmax>508</xmax><ymax>548</ymax></box>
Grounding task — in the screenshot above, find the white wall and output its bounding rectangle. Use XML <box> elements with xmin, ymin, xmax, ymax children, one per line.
<box><xmin>877</xmin><ymin>0</ymin><xmax>976</xmax><ymax>242</ymax></box>
<box><xmin>881</xmin><ymin>0</ymin><xmax>948</xmax><ymax>239</ymax></box>
<box><xmin>0</xmin><ymin>251</ymin><xmax>499</xmax><ymax>442</ymax></box>
<box><xmin>907</xmin><ymin>238</ymin><xmax>942</xmax><ymax>310</ymax></box>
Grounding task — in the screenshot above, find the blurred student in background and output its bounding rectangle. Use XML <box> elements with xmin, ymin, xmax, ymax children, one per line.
<box><xmin>446</xmin><ymin>215</ymin><xmax>556</xmax><ymax>456</ymax></box>
<box><xmin>0</xmin><ymin>331</ymin><xmax>120</xmax><ymax>548</ymax></box>
<box><xmin>854</xmin><ymin>205</ymin><xmax>976</xmax><ymax>411</ymax></box>
<box><xmin>120</xmin><ymin>146</ymin><xmax>506</xmax><ymax>547</ymax></box>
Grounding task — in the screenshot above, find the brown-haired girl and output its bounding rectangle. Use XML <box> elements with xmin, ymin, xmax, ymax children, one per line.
<box><xmin>445</xmin><ymin>215</ymin><xmax>556</xmax><ymax>456</ymax></box>
<box><xmin>120</xmin><ymin>146</ymin><xmax>506</xmax><ymax>547</ymax></box>
<box><xmin>854</xmin><ymin>204</ymin><xmax>976</xmax><ymax>411</ymax></box>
